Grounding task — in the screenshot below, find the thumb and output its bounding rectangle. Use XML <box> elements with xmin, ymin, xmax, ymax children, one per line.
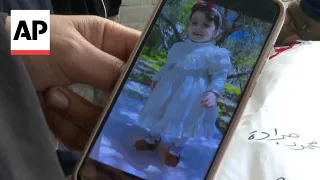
<box><xmin>45</xmin><ymin>86</ymin><xmax>102</xmax><ymax>132</ymax></box>
<box><xmin>44</xmin><ymin>86</ymin><xmax>102</xmax><ymax>150</ymax></box>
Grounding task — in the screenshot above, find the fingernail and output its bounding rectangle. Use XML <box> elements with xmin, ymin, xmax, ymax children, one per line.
<box><xmin>47</xmin><ymin>89</ymin><xmax>69</xmax><ymax>110</ymax></box>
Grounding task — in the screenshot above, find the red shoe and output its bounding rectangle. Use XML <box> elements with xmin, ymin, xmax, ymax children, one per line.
<box><xmin>164</xmin><ymin>143</ymin><xmax>181</xmax><ymax>167</ymax></box>
<box><xmin>134</xmin><ymin>136</ymin><xmax>161</xmax><ymax>151</ymax></box>
<box><xmin>164</xmin><ymin>151</ymin><xmax>180</xmax><ymax>167</ymax></box>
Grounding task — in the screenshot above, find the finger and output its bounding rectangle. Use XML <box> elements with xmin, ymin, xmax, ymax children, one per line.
<box><xmin>205</xmin><ymin>98</ymin><xmax>213</xmax><ymax>104</ymax></box>
<box><xmin>63</xmin><ymin>32</ymin><xmax>126</xmax><ymax>91</ymax></box>
<box><xmin>44</xmin><ymin>86</ymin><xmax>102</xmax><ymax>133</ymax></box>
<box><xmin>69</xmin><ymin>15</ymin><xmax>141</xmax><ymax>61</ymax></box>
<box><xmin>201</xmin><ymin>103</ymin><xmax>208</xmax><ymax>108</ymax></box>
<box><xmin>205</xmin><ymin>102</ymin><xmax>212</xmax><ymax>108</ymax></box>
<box><xmin>201</xmin><ymin>96</ymin><xmax>210</xmax><ymax>102</ymax></box>
<box><xmin>44</xmin><ymin>109</ymin><xmax>89</xmax><ymax>151</ymax></box>
<box><xmin>201</xmin><ymin>101</ymin><xmax>207</xmax><ymax>106</ymax></box>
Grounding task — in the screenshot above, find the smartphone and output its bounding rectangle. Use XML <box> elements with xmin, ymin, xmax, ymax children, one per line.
<box><xmin>73</xmin><ymin>0</ymin><xmax>285</xmax><ymax>179</ymax></box>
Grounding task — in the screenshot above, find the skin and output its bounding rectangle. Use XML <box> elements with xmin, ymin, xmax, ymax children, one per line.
<box><xmin>151</xmin><ymin>11</ymin><xmax>218</xmax><ymax>108</ymax></box>
<box><xmin>5</xmin><ymin>15</ymin><xmax>141</xmax><ymax>151</ymax></box>
<box><xmin>188</xmin><ymin>11</ymin><xmax>217</xmax><ymax>43</ymax></box>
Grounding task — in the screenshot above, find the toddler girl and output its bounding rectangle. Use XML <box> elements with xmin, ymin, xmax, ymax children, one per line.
<box><xmin>134</xmin><ymin>1</ymin><xmax>232</xmax><ymax>167</ymax></box>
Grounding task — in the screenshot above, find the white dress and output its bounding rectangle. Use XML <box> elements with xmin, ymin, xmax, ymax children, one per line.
<box><xmin>139</xmin><ymin>40</ymin><xmax>232</xmax><ymax>139</ymax></box>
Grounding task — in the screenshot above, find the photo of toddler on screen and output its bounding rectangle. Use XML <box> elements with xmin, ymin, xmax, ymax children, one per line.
<box><xmin>89</xmin><ymin>0</ymin><xmax>273</xmax><ymax>179</ymax></box>
<box><xmin>134</xmin><ymin>1</ymin><xmax>232</xmax><ymax>167</ymax></box>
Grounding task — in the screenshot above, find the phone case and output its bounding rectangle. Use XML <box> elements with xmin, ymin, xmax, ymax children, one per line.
<box><xmin>73</xmin><ymin>0</ymin><xmax>285</xmax><ymax>179</ymax></box>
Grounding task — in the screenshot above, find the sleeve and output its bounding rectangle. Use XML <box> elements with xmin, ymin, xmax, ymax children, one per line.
<box><xmin>0</xmin><ymin>0</ymin><xmax>54</xmax><ymax>14</ymax></box>
<box><xmin>152</xmin><ymin>42</ymin><xmax>179</xmax><ymax>81</ymax></box>
<box><xmin>0</xmin><ymin>13</ymin><xmax>65</xmax><ymax>180</ymax></box>
<box><xmin>206</xmin><ymin>51</ymin><xmax>232</xmax><ymax>97</ymax></box>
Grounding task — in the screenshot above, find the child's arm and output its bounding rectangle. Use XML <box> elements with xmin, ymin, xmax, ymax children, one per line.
<box><xmin>206</xmin><ymin>53</ymin><xmax>232</xmax><ymax>97</ymax></box>
<box><xmin>152</xmin><ymin>43</ymin><xmax>180</xmax><ymax>82</ymax></box>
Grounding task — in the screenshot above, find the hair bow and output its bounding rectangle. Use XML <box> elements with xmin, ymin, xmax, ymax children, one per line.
<box><xmin>194</xmin><ymin>1</ymin><xmax>216</xmax><ymax>9</ymax></box>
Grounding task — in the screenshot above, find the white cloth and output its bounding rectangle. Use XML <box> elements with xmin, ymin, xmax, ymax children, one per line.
<box><xmin>215</xmin><ymin>42</ymin><xmax>320</xmax><ymax>180</ymax></box>
<box><xmin>139</xmin><ymin>40</ymin><xmax>232</xmax><ymax>139</ymax></box>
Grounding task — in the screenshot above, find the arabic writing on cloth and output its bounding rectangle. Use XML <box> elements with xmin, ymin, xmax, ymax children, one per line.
<box><xmin>248</xmin><ymin>129</ymin><xmax>319</xmax><ymax>151</ymax></box>
<box><xmin>214</xmin><ymin>42</ymin><xmax>320</xmax><ymax>180</ymax></box>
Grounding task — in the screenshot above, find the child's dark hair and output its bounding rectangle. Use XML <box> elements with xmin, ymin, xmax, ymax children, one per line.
<box><xmin>190</xmin><ymin>1</ymin><xmax>222</xmax><ymax>31</ymax></box>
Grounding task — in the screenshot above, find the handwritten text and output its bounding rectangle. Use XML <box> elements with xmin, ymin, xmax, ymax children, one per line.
<box><xmin>248</xmin><ymin>128</ymin><xmax>319</xmax><ymax>151</ymax></box>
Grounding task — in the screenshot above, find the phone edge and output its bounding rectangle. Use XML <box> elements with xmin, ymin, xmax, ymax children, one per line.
<box><xmin>206</xmin><ymin>0</ymin><xmax>286</xmax><ymax>179</ymax></box>
<box><xmin>72</xmin><ymin>0</ymin><xmax>165</xmax><ymax>179</ymax></box>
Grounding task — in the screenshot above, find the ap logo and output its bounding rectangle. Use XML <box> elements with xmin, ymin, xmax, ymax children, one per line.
<box><xmin>10</xmin><ymin>10</ymin><xmax>50</xmax><ymax>55</ymax></box>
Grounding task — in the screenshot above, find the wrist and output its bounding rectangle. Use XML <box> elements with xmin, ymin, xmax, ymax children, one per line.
<box><xmin>206</xmin><ymin>90</ymin><xmax>215</xmax><ymax>94</ymax></box>
<box><xmin>206</xmin><ymin>90</ymin><xmax>218</xmax><ymax>97</ymax></box>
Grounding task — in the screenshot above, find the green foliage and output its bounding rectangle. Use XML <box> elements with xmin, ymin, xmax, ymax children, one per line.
<box><xmin>224</xmin><ymin>83</ymin><xmax>241</xmax><ymax>96</ymax></box>
<box><xmin>179</xmin><ymin>2</ymin><xmax>194</xmax><ymax>38</ymax></box>
<box><xmin>140</xmin><ymin>48</ymin><xmax>167</xmax><ymax>70</ymax></box>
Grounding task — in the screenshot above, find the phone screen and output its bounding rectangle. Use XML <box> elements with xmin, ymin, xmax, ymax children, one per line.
<box><xmin>78</xmin><ymin>0</ymin><xmax>279</xmax><ymax>179</ymax></box>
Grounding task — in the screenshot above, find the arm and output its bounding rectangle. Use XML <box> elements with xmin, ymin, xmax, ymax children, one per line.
<box><xmin>0</xmin><ymin>13</ymin><xmax>64</xmax><ymax>180</ymax></box>
<box><xmin>206</xmin><ymin>53</ymin><xmax>232</xmax><ymax>97</ymax></box>
<box><xmin>152</xmin><ymin>43</ymin><xmax>179</xmax><ymax>82</ymax></box>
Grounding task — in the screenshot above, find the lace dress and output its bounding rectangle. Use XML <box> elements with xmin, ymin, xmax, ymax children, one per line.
<box><xmin>139</xmin><ymin>40</ymin><xmax>232</xmax><ymax>139</ymax></box>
